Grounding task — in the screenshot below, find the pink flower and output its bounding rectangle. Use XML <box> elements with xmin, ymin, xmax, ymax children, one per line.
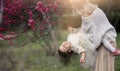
<box><xmin>35</xmin><ymin>6</ymin><xmax>38</xmax><ymax>10</ymax></box>
<box><xmin>35</xmin><ymin>1</ymin><xmax>44</xmax><ymax>13</ymax></box>
<box><xmin>28</xmin><ymin>11</ymin><xmax>33</xmax><ymax>18</ymax></box>
<box><xmin>20</xmin><ymin>16</ymin><xmax>25</xmax><ymax>20</ymax></box>
<box><xmin>0</xmin><ymin>33</ymin><xmax>4</xmax><ymax>38</ymax></box>
<box><xmin>28</xmin><ymin>19</ymin><xmax>35</xmax><ymax>26</ymax></box>
<box><xmin>28</xmin><ymin>19</ymin><xmax>35</xmax><ymax>31</ymax></box>
<box><xmin>44</xmin><ymin>7</ymin><xmax>49</xmax><ymax>12</ymax></box>
<box><xmin>10</xmin><ymin>32</ymin><xmax>16</xmax><ymax>35</ymax></box>
<box><xmin>53</xmin><ymin>3</ymin><xmax>58</xmax><ymax>12</ymax></box>
<box><xmin>37</xmin><ymin>2</ymin><xmax>43</xmax><ymax>7</ymax></box>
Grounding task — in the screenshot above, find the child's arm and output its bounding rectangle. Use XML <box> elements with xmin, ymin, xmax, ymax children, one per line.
<box><xmin>80</xmin><ymin>52</ymin><xmax>86</xmax><ymax>63</ymax></box>
<box><xmin>67</xmin><ymin>32</ymin><xmax>86</xmax><ymax>63</ymax></box>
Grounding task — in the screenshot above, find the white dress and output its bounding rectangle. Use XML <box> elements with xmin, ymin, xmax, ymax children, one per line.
<box><xmin>67</xmin><ymin>30</ymin><xmax>97</xmax><ymax>68</ymax></box>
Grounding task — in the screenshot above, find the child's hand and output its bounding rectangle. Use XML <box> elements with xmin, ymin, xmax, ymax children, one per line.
<box><xmin>68</xmin><ymin>26</ymin><xmax>75</xmax><ymax>32</ymax></box>
<box><xmin>80</xmin><ymin>52</ymin><xmax>86</xmax><ymax>63</ymax></box>
<box><xmin>80</xmin><ymin>57</ymin><xmax>85</xmax><ymax>63</ymax></box>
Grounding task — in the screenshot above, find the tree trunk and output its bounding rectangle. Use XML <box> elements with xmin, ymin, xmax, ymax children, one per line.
<box><xmin>51</xmin><ymin>30</ymin><xmax>58</xmax><ymax>54</ymax></box>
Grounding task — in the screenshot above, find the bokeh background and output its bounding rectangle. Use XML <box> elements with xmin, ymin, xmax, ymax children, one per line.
<box><xmin>0</xmin><ymin>0</ymin><xmax>120</xmax><ymax>71</ymax></box>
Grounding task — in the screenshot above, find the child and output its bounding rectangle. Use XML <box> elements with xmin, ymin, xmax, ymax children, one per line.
<box><xmin>58</xmin><ymin>27</ymin><xmax>97</xmax><ymax>68</ymax></box>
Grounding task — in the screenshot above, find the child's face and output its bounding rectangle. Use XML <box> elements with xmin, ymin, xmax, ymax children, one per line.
<box><xmin>59</xmin><ymin>41</ymin><xmax>71</xmax><ymax>53</ymax></box>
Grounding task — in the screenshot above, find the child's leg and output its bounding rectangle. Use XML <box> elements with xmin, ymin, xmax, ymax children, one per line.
<box><xmin>102</xmin><ymin>38</ymin><xmax>116</xmax><ymax>52</ymax></box>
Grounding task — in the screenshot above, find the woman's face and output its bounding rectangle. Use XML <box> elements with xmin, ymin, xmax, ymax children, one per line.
<box><xmin>59</xmin><ymin>41</ymin><xmax>71</xmax><ymax>53</ymax></box>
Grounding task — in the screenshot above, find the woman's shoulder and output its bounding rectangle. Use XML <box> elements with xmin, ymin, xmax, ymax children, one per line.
<box><xmin>81</xmin><ymin>7</ymin><xmax>103</xmax><ymax>20</ymax></box>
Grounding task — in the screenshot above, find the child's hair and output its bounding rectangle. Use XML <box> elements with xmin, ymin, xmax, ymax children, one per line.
<box><xmin>58</xmin><ymin>48</ymin><xmax>73</xmax><ymax>65</ymax></box>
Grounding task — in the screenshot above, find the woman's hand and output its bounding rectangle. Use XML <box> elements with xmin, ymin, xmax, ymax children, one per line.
<box><xmin>68</xmin><ymin>26</ymin><xmax>75</xmax><ymax>32</ymax></box>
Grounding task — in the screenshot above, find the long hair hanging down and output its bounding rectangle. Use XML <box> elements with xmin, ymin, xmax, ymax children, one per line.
<box><xmin>69</xmin><ymin>0</ymin><xmax>98</xmax><ymax>16</ymax></box>
<box><xmin>58</xmin><ymin>49</ymin><xmax>73</xmax><ymax>65</ymax></box>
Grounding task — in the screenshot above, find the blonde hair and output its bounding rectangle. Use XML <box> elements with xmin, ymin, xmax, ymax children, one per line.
<box><xmin>70</xmin><ymin>0</ymin><xmax>98</xmax><ymax>16</ymax></box>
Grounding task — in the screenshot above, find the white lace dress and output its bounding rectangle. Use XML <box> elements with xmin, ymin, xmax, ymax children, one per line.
<box><xmin>67</xmin><ymin>29</ymin><xmax>97</xmax><ymax>68</ymax></box>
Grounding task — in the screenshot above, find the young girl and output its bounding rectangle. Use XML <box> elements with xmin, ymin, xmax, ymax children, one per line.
<box><xmin>58</xmin><ymin>27</ymin><xmax>97</xmax><ymax>68</ymax></box>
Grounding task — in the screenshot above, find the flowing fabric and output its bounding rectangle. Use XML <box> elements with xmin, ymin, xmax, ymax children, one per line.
<box><xmin>79</xmin><ymin>7</ymin><xmax>117</xmax><ymax>71</ymax></box>
<box><xmin>93</xmin><ymin>42</ymin><xmax>116</xmax><ymax>71</ymax></box>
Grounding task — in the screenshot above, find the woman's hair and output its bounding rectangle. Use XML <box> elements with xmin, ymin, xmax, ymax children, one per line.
<box><xmin>58</xmin><ymin>48</ymin><xmax>73</xmax><ymax>65</ymax></box>
<box><xmin>70</xmin><ymin>0</ymin><xmax>98</xmax><ymax>15</ymax></box>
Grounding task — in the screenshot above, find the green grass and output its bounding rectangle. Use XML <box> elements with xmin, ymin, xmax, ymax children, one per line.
<box><xmin>0</xmin><ymin>32</ymin><xmax>120</xmax><ymax>71</ymax></box>
<box><xmin>11</xmin><ymin>42</ymin><xmax>89</xmax><ymax>71</ymax></box>
<box><xmin>13</xmin><ymin>33</ymin><xmax>120</xmax><ymax>71</ymax></box>
<box><xmin>10</xmin><ymin>30</ymin><xmax>89</xmax><ymax>71</ymax></box>
<box><xmin>115</xmin><ymin>33</ymin><xmax>120</xmax><ymax>71</ymax></box>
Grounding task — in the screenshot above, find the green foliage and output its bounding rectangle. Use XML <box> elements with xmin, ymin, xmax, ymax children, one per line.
<box><xmin>116</xmin><ymin>33</ymin><xmax>120</xmax><ymax>47</ymax></box>
<box><xmin>12</xmin><ymin>44</ymin><xmax>89</xmax><ymax>71</ymax></box>
<box><xmin>115</xmin><ymin>33</ymin><xmax>120</xmax><ymax>71</ymax></box>
<box><xmin>106</xmin><ymin>12</ymin><xmax>120</xmax><ymax>32</ymax></box>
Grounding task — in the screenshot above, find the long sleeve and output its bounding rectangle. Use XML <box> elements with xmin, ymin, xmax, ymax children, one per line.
<box><xmin>72</xmin><ymin>45</ymin><xmax>86</xmax><ymax>54</ymax></box>
<box><xmin>102</xmin><ymin>38</ymin><xmax>116</xmax><ymax>52</ymax></box>
<box><xmin>80</xmin><ymin>8</ymin><xmax>117</xmax><ymax>49</ymax></box>
<box><xmin>67</xmin><ymin>33</ymin><xmax>86</xmax><ymax>54</ymax></box>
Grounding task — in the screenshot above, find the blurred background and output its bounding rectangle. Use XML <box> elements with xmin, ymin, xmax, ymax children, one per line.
<box><xmin>0</xmin><ymin>0</ymin><xmax>120</xmax><ymax>71</ymax></box>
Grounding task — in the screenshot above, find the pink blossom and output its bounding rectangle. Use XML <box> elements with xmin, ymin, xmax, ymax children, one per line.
<box><xmin>3</xmin><ymin>0</ymin><xmax>26</xmax><ymax>25</ymax></box>
<box><xmin>1</xmin><ymin>0</ymin><xmax>61</xmax><ymax>44</ymax></box>
<box><xmin>44</xmin><ymin>7</ymin><xmax>49</xmax><ymax>12</ymax></box>
<box><xmin>20</xmin><ymin>16</ymin><xmax>25</xmax><ymax>20</ymax></box>
<box><xmin>53</xmin><ymin>2</ymin><xmax>58</xmax><ymax>12</ymax></box>
<box><xmin>28</xmin><ymin>19</ymin><xmax>35</xmax><ymax>31</ymax></box>
<box><xmin>28</xmin><ymin>11</ymin><xmax>33</xmax><ymax>18</ymax></box>
<box><xmin>10</xmin><ymin>32</ymin><xmax>16</xmax><ymax>35</ymax></box>
<box><xmin>28</xmin><ymin>19</ymin><xmax>35</xmax><ymax>26</ymax></box>
<box><xmin>35</xmin><ymin>1</ymin><xmax>44</xmax><ymax>13</ymax></box>
<box><xmin>37</xmin><ymin>2</ymin><xmax>43</xmax><ymax>7</ymax></box>
<box><xmin>0</xmin><ymin>33</ymin><xmax>4</xmax><ymax>38</ymax></box>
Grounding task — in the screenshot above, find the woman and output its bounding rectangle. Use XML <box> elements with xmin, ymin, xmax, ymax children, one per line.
<box><xmin>65</xmin><ymin>0</ymin><xmax>117</xmax><ymax>71</ymax></box>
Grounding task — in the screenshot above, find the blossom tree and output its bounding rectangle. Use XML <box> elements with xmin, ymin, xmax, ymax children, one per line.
<box><xmin>0</xmin><ymin>0</ymin><xmax>62</xmax><ymax>46</ymax></box>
